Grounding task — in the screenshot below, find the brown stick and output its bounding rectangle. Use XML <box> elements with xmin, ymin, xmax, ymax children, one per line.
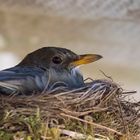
<box><xmin>61</xmin><ymin>113</ymin><xmax>123</xmax><ymax>136</ymax></box>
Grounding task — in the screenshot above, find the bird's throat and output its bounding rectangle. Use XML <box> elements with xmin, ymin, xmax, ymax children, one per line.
<box><xmin>47</xmin><ymin>67</ymin><xmax>84</xmax><ymax>89</ymax></box>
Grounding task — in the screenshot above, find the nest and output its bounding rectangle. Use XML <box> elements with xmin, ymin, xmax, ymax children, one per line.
<box><xmin>0</xmin><ymin>79</ymin><xmax>139</xmax><ymax>139</ymax></box>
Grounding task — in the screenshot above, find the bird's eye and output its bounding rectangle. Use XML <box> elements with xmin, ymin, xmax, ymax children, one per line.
<box><xmin>52</xmin><ymin>56</ymin><xmax>63</xmax><ymax>64</ymax></box>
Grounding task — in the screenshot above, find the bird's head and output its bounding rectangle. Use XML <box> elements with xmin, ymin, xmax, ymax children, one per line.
<box><xmin>18</xmin><ymin>47</ymin><xmax>102</xmax><ymax>71</ymax></box>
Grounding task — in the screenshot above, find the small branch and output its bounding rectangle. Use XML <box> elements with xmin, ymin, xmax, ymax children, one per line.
<box><xmin>61</xmin><ymin>113</ymin><xmax>123</xmax><ymax>136</ymax></box>
<box><xmin>115</xmin><ymin>96</ymin><xmax>127</xmax><ymax>133</ymax></box>
<box><xmin>60</xmin><ymin>107</ymin><xmax>108</xmax><ymax>117</ymax></box>
<box><xmin>99</xmin><ymin>70</ymin><xmax>113</xmax><ymax>81</ymax></box>
<box><xmin>122</xmin><ymin>91</ymin><xmax>137</xmax><ymax>94</ymax></box>
<box><xmin>60</xmin><ymin>129</ymin><xmax>110</xmax><ymax>140</ymax></box>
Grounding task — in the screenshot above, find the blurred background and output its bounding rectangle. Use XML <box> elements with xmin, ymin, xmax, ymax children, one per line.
<box><xmin>0</xmin><ymin>0</ymin><xmax>139</xmax><ymax>100</ymax></box>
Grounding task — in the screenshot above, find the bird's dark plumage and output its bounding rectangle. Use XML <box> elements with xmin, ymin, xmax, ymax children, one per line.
<box><xmin>0</xmin><ymin>47</ymin><xmax>102</xmax><ymax>95</ymax></box>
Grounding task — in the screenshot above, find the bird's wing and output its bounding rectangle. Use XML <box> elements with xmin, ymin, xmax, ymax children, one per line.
<box><xmin>0</xmin><ymin>67</ymin><xmax>46</xmax><ymax>94</ymax></box>
<box><xmin>0</xmin><ymin>81</ymin><xmax>19</xmax><ymax>91</ymax></box>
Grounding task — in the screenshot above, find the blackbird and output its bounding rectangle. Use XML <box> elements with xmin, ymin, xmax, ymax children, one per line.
<box><xmin>0</xmin><ymin>47</ymin><xmax>102</xmax><ymax>95</ymax></box>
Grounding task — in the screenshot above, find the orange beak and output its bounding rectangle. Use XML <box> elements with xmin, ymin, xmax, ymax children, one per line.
<box><xmin>70</xmin><ymin>54</ymin><xmax>102</xmax><ymax>67</ymax></box>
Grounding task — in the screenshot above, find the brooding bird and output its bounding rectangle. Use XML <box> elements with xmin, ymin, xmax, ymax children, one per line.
<box><xmin>0</xmin><ymin>47</ymin><xmax>102</xmax><ymax>95</ymax></box>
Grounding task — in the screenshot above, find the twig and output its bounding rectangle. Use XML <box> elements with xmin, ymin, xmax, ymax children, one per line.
<box><xmin>122</xmin><ymin>91</ymin><xmax>137</xmax><ymax>94</ymax></box>
<box><xmin>60</xmin><ymin>129</ymin><xmax>110</xmax><ymax>140</ymax></box>
<box><xmin>61</xmin><ymin>113</ymin><xmax>123</xmax><ymax>136</ymax></box>
<box><xmin>99</xmin><ymin>70</ymin><xmax>113</xmax><ymax>81</ymax></box>
<box><xmin>115</xmin><ymin>96</ymin><xmax>127</xmax><ymax>133</ymax></box>
<box><xmin>60</xmin><ymin>107</ymin><xmax>108</xmax><ymax>116</ymax></box>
